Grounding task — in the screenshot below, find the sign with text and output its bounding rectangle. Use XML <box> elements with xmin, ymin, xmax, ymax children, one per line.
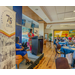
<box><xmin>0</xmin><ymin>6</ymin><xmax>16</xmax><ymax>69</ymax></box>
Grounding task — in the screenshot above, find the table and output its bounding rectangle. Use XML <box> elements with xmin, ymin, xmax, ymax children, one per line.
<box><xmin>67</xmin><ymin>42</ymin><xmax>73</xmax><ymax>46</ymax></box>
<box><xmin>59</xmin><ymin>41</ymin><xmax>67</xmax><ymax>46</ymax></box>
<box><xmin>60</xmin><ymin>46</ymin><xmax>75</xmax><ymax>57</ymax></box>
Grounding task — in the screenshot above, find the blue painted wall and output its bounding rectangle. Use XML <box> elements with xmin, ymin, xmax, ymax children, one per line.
<box><xmin>16</xmin><ymin>25</ymin><xmax>22</xmax><ymax>43</ymax></box>
<box><xmin>13</xmin><ymin>6</ymin><xmax>22</xmax><ymax>43</ymax></box>
<box><xmin>13</xmin><ymin>6</ymin><xmax>22</xmax><ymax>25</ymax></box>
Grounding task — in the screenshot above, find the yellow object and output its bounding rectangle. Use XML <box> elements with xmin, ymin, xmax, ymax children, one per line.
<box><xmin>33</xmin><ymin>57</ymin><xmax>45</xmax><ymax>69</ymax></box>
<box><xmin>54</xmin><ymin>30</ymin><xmax>69</xmax><ymax>37</ymax></box>
<box><xmin>0</xmin><ymin>29</ymin><xmax>15</xmax><ymax>37</ymax></box>
<box><xmin>16</xmin><ymin>55</ymin><xmax>24</xmax><ymax>69</ymax></box>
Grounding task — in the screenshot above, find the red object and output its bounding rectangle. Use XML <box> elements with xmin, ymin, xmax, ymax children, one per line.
<box><xmin>32</xmin><ymin>33</ymin><xmax>34</xmax><ymax>37</ymax></box>
<box><xmin>65</xmin><ymin>33</ymin><xmax>68</xmax><ymax>37</ymax></box>
<box><xmin>68</xmin><ymin>37</ymin><xmax>72</xmax><ymax>40</ymax></box>
<box><xmin>28</xmin><ymin>33</ymin><xmax>34</xmax><ymax>51</ymax></box>
<box><xmin>62</xmin><ymin>33</ymin><xmax>68</xmax><ymax>37</ymax></box>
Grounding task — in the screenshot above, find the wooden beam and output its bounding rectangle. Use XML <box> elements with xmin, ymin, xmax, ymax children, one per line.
<box><xmin>40</xmin><ymin>6</ymin><xmax>52</xmax><ymax>21</ymax></box>
<box><xmin>22</xmin><ymin>6</ymin><xmax>46</xmax><ymax>23</ymax></box>
<box><xmin>44</xmin><ymin>23</ymin><xmax>47</xmax><ymax>29</ymax></box>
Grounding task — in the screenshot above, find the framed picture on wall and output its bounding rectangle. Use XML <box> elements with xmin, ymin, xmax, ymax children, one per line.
<box><xmin>22</xmin><ymin>27</ymin><xmax>29</xmax><ymax>43</ymax></box>
<box><xmin>22</xmin><ymin>19</ymin><xmax>26</xmax><ymax>26</ymax></box>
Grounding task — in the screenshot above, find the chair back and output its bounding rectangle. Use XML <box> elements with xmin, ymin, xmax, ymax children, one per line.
<box><xmin>57</xmin><ymin>44</ymin><xmax>61</xmax><ymax>50</ymax></box>
<box><xmin>55</xmin><ymin>44</ymin><xmax>61</xmax><ymax>53</ymax></box>
<box><xmin>68</xmin><ymin>42</ymin><xmax>73</xmax><ymax>45</ymax></box>
<box><xmin>55</xmin><ymin>57</ymin><xmax>70</xmax><ymax>69</ymax></box>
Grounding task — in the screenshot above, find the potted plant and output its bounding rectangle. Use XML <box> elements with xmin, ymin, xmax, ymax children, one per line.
<box><xmin>49</xmin><ymin>33</ymin><xmax>52</xmax><ymax>42</ymax></box>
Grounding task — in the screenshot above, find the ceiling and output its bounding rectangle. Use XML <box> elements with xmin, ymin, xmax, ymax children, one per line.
<box><xmin>28</xmin><ymin>6</ymin><xmax>75</xmax><ymax>24</ymax></box>
<box><xmin>22</xmin><ymin>6</ymin><xmax>46</xmax><ymax>23</ymax></box>
<box><xmin>22</xmin><ymin>14</ymin><xmax>39</xmax><ymax>27</ymax></box>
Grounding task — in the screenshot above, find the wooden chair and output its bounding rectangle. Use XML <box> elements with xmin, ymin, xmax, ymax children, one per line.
<box><xmin>72</xmin><ymin>51</ymin><xmax>75</xmax><ymax>67</ymax></box>
<box><xmin>55</xmin><ymin>57</ymin><xmax>70</xmax><ymax>69</ymax></box>
<box><xmin>16</xmin><ymin>55</ymin><xmax>24</xmax><ymax>69</ymax></box>
<box><xmin>44</xmin><ymin>39</ymin><xmax>47</xmax><ymax>45</ymax></box>
<box><xmin>55</xmin><ymin>44</ymin><xmax>64</xmax><ymax>57</ymax></box>
<box><xmin>16</xmin><ymin>48</ymin><xmax>29</xmax><ymax>69</ymax></box>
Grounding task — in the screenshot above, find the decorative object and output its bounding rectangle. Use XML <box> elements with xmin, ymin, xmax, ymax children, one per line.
<box><xmin>49</xmin><ymin>33</ymin><xmax>52</xmax><ymax>42</ymax></box>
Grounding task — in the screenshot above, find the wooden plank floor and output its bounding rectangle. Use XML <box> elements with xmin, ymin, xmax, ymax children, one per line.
<box><xmin>34</xmin><ymin>42</ymin><xmax>58</xmax><ymax>69</ymax></box>
<box><xmin>33</xmin><ymin>42</ymin><xmax>74</xmax><ymax>69</ymax></box>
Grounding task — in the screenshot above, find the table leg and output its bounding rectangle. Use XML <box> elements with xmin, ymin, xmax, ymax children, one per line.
<box><xmin>64</xmin><ymin>50</ymin><xmax>66</xmax><ymax>57</ymax></box>
<box><xmin>64</xmin><ymin>53</ymin><xmax>66</xmax><ymax>57</ymax></box>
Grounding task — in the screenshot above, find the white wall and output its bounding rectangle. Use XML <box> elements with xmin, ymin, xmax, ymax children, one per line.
<box><xmin>7</xmin><ymin>6</ymin><xmax>13</xmax><ymax>10</ymax></box>
<box><xmin>22</xmin><ymin>14</ymin><xmax>39</xmax><ymax>28</ymax></box>
<box><xmin>25</xmin><ymin>21</ymin><xmax>32</xmax><ymax>28</ymax></box>
<box><xmin>34</xmin><ymin>28</ymin><xmax>39</xmax><ymax>36</ymax></box>
<box><xmin>44</xmin><ymin>29</ymin><xmax>53</xmax><ymax>41</ymax></box>
<box><xmin>39</xmin><ymin>23</ymin><xmax>44</xmax><ymax>37</ymax></box>
<box><xmin>51</xmin><ymin>25</ymin><xmax>75</xmax><ymax>29</ymax></box>
<box><xmin>52</xmin><ymin>25</ymin><xmax>75</xmax><ymax>41</ymax></box>
<box><xmin>45</xmin><ymin>29</ymin><xmax>51</xmax><ymax>34</ymax></box>
<box><xmin>45</xmin><ymin>25</ymin><xmax>75</xmax><ymax>41</ymax></box>
<box><xmin>44</xmin><ymin>29</ymin><xmax>51</xmax><ymax>41</ymax></box>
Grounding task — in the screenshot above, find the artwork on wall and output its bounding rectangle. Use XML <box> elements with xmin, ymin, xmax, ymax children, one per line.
<box><xmin>69</xmin><ymin>30</ymin><xmax>75</xmax><ymax>37</ymax></box>
<box><xmin>22</xmin><ymin>27</ymin><xmax>30</xmax><ymax>43</ymax></box>
<box><xmin>22</xmin><ymin>19</ymin><xmax>26</xmax><ymax>26</ymax></box>
<box><xmin>54</xmin><ymin>30</ymin><xmax>69</xmax><ymax>38</ymax></box>
<box><xmin>54</xmin><ymin>30</ymin><xmax>75</xmax><ymax>38</ymax></box>
<box><xmin>34</xmin><ymin>28</ymin><xmax>39</xmax><ymax>36</ymax></box>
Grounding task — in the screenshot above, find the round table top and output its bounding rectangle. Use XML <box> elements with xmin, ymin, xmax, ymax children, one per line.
<box><xmin>62</xmin><ymin>46</ymin><xmax>75</xmax><ymax>50</ymax></box>
<box><xmin>60</xmin><ymin>46</ymin><xmax>75</xmax><ymax>54</ymax></box>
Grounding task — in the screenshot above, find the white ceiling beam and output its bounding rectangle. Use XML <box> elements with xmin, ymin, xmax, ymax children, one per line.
<box><xmin>47</xmin><ymin>20</ymin><xmax>75</xmax><ymax>24</ymax></box>
<box><xmin>28</xmin><ymin>6</ymin><xmax>50</xmax><ymax>23</ymax></box>
<box><xmin>28</xmin><ymin>6</ymin><xmax>75</xmax><ymax>24</ymax></box>
<box><xmin>40</xmin><ymin>6</ymin><xmax>52</xmax><ymax>21</ymax></box>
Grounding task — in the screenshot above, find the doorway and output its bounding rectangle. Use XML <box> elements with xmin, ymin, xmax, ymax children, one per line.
<box><xmin>44</xmin><ymin>33</ymin><xmax>48</xmax><ymax>41</ymax></box>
